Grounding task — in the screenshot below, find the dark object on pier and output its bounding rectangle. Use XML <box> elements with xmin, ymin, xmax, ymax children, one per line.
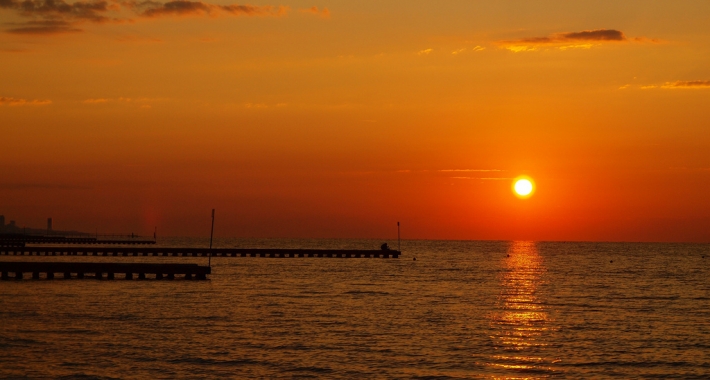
<box><xmin>0</xmin><ymin>261</ymin><xmax>210</xmax><ymax>281</ymax></box>
<box><xmin>0</xmin><ymin>247</ymin><xmax>401</xmax><ymax>258</ymax></box>
<box><xmin>381</xmin><ymin>243</ymin><xmax>390</xmax><ymax>250</ymax></box>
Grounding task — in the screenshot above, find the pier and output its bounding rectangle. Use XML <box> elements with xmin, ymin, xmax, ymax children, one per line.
<box><xmin>0</xmin><ymin>246</ymin><xmax>400</xmax><ymax>258</ymax></box>
<box><xmin>0</xmin><ymin>261</ymin><xmax>210</xmax><ymax>280</ymax></box>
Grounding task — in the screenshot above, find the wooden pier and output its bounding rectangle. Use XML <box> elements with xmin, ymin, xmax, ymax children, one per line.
<box><xmin>0</xmin><ymin>261</ymin><xmax>210</xmax><ymax>280</ymax></box>
<box><xmin>0</xmin><ymin>246</ymin><xmax>400</xmax><ymax>258</ymax></box>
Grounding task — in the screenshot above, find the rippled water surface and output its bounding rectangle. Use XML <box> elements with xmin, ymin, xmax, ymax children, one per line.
<box><xmin>1</xmin><ymin>239</ymin><xmax>709</xmax><ymax>378</ymax></box>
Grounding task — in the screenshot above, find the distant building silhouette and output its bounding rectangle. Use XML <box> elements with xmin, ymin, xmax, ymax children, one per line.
<box><xmin>0</xmin><ymin>214</ymin><xmax>89</xmax><ymax>236</ymax></box>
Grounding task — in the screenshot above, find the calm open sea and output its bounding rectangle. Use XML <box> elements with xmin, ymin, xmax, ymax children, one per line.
<box><xmin>1</xmin><ymin>239</ymin><xmax>709</xmax><ymax>379</ymax></box>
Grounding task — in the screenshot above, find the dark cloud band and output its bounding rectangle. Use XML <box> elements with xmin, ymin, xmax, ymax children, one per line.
<box><xmin>504</xmin><ymin>29</ymin><xmax>627</xmax><ymax>45</ymax></box>
<box><xmin>1</xmin><ymin>0</ymin><xmax>288</xmax><ymax>35</ymax></box>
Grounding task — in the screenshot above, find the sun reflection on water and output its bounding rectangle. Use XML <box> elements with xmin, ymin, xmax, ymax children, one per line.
<box><xmin>486</xmin><ymin>241</ymin><xmax>559</xmax><ymax>378</ymax></box>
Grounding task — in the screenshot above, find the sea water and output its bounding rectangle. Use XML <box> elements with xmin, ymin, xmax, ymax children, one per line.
<box><xmin>1</xmin><ymin>239</ymin><xmax>708</xmax><ymax>378</ymax></box>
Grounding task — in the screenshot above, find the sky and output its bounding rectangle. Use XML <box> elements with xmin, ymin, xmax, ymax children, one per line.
<box><xmin>1</xmin><ymin>0</ymin><xmax>709</xmax><ymax>242</ymax></box>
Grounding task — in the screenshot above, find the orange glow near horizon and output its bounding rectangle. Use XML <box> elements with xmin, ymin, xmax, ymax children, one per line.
<box><xmin>1</xmin><ymin>2</ymin><xmax>710</xmax><ymax>242</ymax></box>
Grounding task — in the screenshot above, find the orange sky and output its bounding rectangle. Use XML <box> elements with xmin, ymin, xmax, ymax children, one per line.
<box><xmin>1</xmin><ymin>1</ymin><xmax>709</xmax><ymax>242</ymax></box>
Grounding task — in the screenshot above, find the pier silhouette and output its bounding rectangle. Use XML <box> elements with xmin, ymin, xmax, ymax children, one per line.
<box><xmin>0</xmin><ymin>246</ymin><xmax>401</xmax><ymax>259</ymax></box>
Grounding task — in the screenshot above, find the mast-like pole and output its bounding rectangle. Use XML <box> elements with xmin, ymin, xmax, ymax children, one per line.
<box><xmin>209</xmin><ymin>209</ymin><xmax>215</xmax><ymax>267</ymax></box>
<box><xmin>397</xmin><ymin>221</ymin><xmax>400</xmax><ymax>252</ymax></box>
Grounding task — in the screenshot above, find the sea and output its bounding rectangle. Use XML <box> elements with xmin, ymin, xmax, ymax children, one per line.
<box><xmin>1</xmin><ymin>239</ymin><xmax>709</xmax><ymax>379</ymax></box>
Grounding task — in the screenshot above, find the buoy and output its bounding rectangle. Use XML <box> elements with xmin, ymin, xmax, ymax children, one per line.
<box><xmin>610</xmin><ymin>260</ymin><xmax>613</xmax><ymax>263</ymax></box>
<box><xmin>413</xmin><ymin>257</ymin><xmax>417</xmax><ymax>261</ymax></box>
<box><xmin>506</xmin><ymin>254</ymin><xmax>510</xmax><ymax>257</ymax></box>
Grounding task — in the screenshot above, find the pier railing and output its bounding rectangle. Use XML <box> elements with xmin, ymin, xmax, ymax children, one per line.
<box><xmin>0</xmin><ymin>247</ymin><xmax>400</xmax><ymax>258</ymax></box>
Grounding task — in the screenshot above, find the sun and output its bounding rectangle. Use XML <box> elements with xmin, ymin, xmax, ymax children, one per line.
<box><xmin>512</xmin><ymin>177</ymin><xmax>535</xmax><ymax>198</ymax></box>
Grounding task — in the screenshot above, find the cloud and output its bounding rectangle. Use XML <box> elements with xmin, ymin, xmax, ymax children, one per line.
<box><xmin>0</xmin><ymin>96</ymin><xmax>51</xmax><ymax>106</ymax></box>
<box><xmin>135</xmin><ymin>1</ymin><xmax>287</xmax><ymax>18</ymax></box>
<box><xmin>451</xmin><ymin>48</ymin><xmax>465</xmax><ymax>55</ymax></box>
<box><xmin>557</xmin><ymin>29</ymin><xmax>626</xmax><ymax>42</ymax></box>
<box><xmin>0</xmin><ymin>0</ymin><xmax>117</xmax><ymax>23</ymax></box>
<box><xmin>512</xmin><ymin>29</ymin><xmax>626</xmax><ymax>44</ymax></box>
<box><xmin>396</xmin><ymin>169</ymin><xmax>510</xmax><ymax>181</ymax></box>
<box><xmin>5</xmin><ymin>20</ymin><xmax>82</xmax><ymax>35</ymax></box>
<box><xmin>500</xmin><ymin>29</ymin><xmax>635</xmax><ymax>52</ymax></box>
<box><xmin>299</xmin><ymin>6</ymin><xmax>328</xmax><ymax>18</ymax></box>
<box><xmin>82</xmin><ymin>96</ymin><xmax>164</xmax><ymax>104</ymax></box>
<box><xmin>1</xmin><ymin>0</ymin><xmax>289</xmax><ymax>35</ymax></box>
<box><xmin>244</xmin><ymin>102</ymin><xmax>268</xmax><ymax>108</ymax></box>
<box><xmin>417</xmin><ymin>48</ymin><xmax>433</xmax><ymax>55</ymax></box>
<box><xmin>661</xmin><ymin>80</ymin><xmax>710</xmax><ymax>89</ymax></box>
<box><xmin>452</xmin><ymin>177</ymin><xmax>512</xmax><ymax>180</ymax></box>
<box><xmin>397</xmin><ymin>169</ymin><xmax>503</xmax><ymax>174</ymax></box>
<box><xmin>636</xmin><ymin>81</ymin><xmax>710</xmax><ymax>90</ymax></box>
<box><xmin>83</xmin><ymin>98</ymin><xmax>109</xmax><ymax>103</ymax></box>
<box><xmin>438</xmin><ymin>169</ymin><xmax>503</xmax><ymax>172</ymax></box>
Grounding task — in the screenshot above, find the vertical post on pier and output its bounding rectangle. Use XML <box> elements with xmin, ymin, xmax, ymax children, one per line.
<box><xmin>209</xmin><ymin>209</ymin><xmax>215</xmax><ymax>268</ymax></box>
<box><xmin>397</xmin><ymin>221</ymin><xmax>401</xmax><ymax>252</ymax></box>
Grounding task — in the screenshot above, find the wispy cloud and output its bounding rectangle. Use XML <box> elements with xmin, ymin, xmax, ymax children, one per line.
<box><xmin>2</xmin><ymin>0</ymin><xmax>119</xmax><ymax>23</ymax></box>
<box><xmin>83</xmin><ymin>98</ymin><xmax>110</xmax><ymax>103</ymax></box>
<box><xmin>5</xmin><ymin>20</ymin><xmax>83</xmax><ymax>35</ymax></box>
<box><xmin>133</xmin><ymin>1</ymin><xmax>287</xmax><ymax>18</ymax></box>
<box><xmin>507</xmin><ymin>29</ymin><xmax>627</xmax><ymax>44</ymax></box>
<box><xmin>661</xmin><ymin>80</ymin><xmax>710</xmax><ymax>89</ymax></box>
<box><xmin>452</xmin><ymin>177</ymin><xmax>513</xmax><ymax>180</ymax></box>
<box><xmin>82</xmin><ymin>96</ymin><xmax>164</xmax><ymax>105</ymax></box>
<box><xmin>397</xmin><ymin>169</ymin><xmax>504</xmax><ymax>174</ymax></box>
<box><xmin>244</xmin><ymin>102</ymin><xmax>268</xmax><ymax>108</ymax></box>
<box><xmin>499</xmin><ymin>29</ymin><xmax>646</xmax><ymax>52</ymax></box>
<box><xmin>0</xmin><ymin>96</ymin><xmax>51</xmax><ymax>106</ymax></box>
<box><xmin>0</xmin><ymin>0</ymin><xmax>290</xmax><ymax>35</ymax></box>
<box><xmin>395</xmin><ymin>169</ymin><xmax>510</xmax><ymax>181</ymax></box>
<box><xmin>299</xmin><ymin>6</ymin><xmax>329</xmax><ymax>18</ymax></box>
<box><xmin>438</xmin><ymin>169</ymin><xmax>503</xmax><ymax>172</ymax></box>
<box><xmin>636</xmin><ymin>81</ymin><xmax>710</xmax><ymax>90</ymax></box>
<box><xmin>417</xmin><ymin>48</ymin><xmax>433</xmax><ymax>55</ymax></box>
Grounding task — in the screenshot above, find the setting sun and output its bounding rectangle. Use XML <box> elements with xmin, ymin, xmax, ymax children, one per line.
<box><xmin>513</xmin><ymin>178</ymin><xmax>535</xmax><ymax>198</ymax></box>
